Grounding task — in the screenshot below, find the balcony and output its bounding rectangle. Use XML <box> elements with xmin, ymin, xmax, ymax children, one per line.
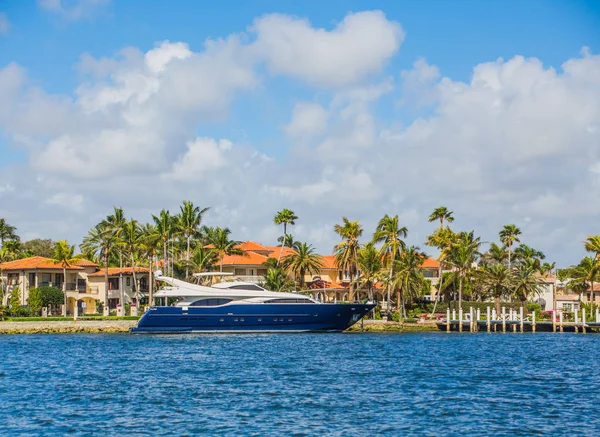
<box><xmin>234</xmin><ymin>275</ymin><xmax>265</xmax><ymax>284</ymax></box>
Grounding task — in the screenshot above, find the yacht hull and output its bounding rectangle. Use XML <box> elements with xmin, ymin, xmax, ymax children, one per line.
<box><xmin>130</xmin><ymin>303</ymin><xmax>375</xmax><ymax>334</ymax></box>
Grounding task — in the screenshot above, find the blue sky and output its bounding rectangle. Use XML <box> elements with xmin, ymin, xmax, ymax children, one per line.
<box><xmin>0</xmin><ymin>0</ymin><xmax>599</xmax><ymax>265</ymax></box>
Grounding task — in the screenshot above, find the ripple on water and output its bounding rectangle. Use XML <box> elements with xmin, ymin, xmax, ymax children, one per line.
<box><xmin>1</xmin><ymin>333</ymin><xmax>600</xmax><ymax>436</ymax></box>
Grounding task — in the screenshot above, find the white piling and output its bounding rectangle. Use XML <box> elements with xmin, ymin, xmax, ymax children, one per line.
<box><xmin>452</xmin><ymin>309</ymin><xmax>456</xmax><ymax>322</ymax></box>
<box><xmin>582</xmin><ymin>308</ymin><xmax>586</xmax><ymax>333</ymax></box>
<box><xmin>552</xmin><ymin>310</ymin><xmax>557</xmax><ymax>332</ymax></box>
<box><xmin>532</xmin><ymin>311</ymin><xmax>536</xmax><ymax>333</ymax></box>
<box><xmin>502</xmin><ymin>307</ymin><xmax>506</xmax><ymax>333</ymax></box>
<box><xmin>486</xmin><ymin>306</ymin><xmax>491</xmax><ymax>332</ymax></box>
<box><xmin>575</xmin><ymin>310</ymin><xmax>579</xmax><ymax>333</ymax></box>
<box><xmin>596</xmin><ymin>308</ymin><xmax>599</xmax><ymax>324</ymax></box>
<box><xmin>459</xmin><ymin>309</ymin><xmax>463</xmax><ymax>332</ymax></box>
<box><xmin>519</xmin><ymin>307</ymin><xmax>524</xmax><ymax>333</ymax></box>
<box><xmin>469</xmin><ymin>307</ymin><xmax>474</xmax><ymax>332</ymax></box>
<box><xmin>446</xmin><ymin>308</ymin><xmax>450</xmax><ymax>332</ymax></box>
<box><xmin>559</xmin><ymin>311</ymin><xmax>564</xmax><ymax>332</ymax></box>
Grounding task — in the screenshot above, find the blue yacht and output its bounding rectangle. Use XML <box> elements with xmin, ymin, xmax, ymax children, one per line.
<box><xmin>130</xmin><ymin>272</ymin><xmax>375</xmax><ymax>334</ymax></box>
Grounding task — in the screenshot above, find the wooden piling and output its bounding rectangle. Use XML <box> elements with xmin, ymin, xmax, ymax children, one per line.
<box><xmin>486</xmin><ymin>307</ymin><xmax>491</xmax><ymax>332</ymax></box>
<box><xmin>446</xmin><ymin>308</ymin><xmax>450</xmax><ymax>332</ymax></box>
<box><xmin>502</xmin><ymin>307</ymin><xmax>506</xmax><ymax>333</ymax></box>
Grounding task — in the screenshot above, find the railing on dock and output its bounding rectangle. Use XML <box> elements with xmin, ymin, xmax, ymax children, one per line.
<box><xmin>441</xmin><ymin>306</ymin><xmax>600</xmax><ymax>333</ymax></box>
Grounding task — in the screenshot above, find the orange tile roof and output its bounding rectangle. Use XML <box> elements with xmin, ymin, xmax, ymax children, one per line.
<box><xmin>219</xmin><ymin>252</ymin><xmax>268</xmax><ymax>266</ymax></box>
<box><xmin>421</xmin><ymin>258</ymin><xmax>440</xmax><ymax>268</ymax></box>
<box><xmin>237</xmin><ymin>241</ymin><xmax>270</xmax><ymax>252</ymax></box>
<box><xmin>265</xmin><ymin>246</ymin><xmax>295</xmax><ymax>260</ymax></box>
<box><xmin>0</xmin><ymin>256</ymin><xmax>84</xmax><ymax>271</ymax></box>
<box><xmin>74</xmin><ymin>258</ymin><xmax>98</xmax><ymax>267</ymax></box>
<box><xmin>321</xmin><ymin>255</ymin><xmax>338</xmax><ymax>269</ymax></box>
<box><xmin>88</xmin><ymin>267</ymin><xmax>149</xmax><ymax>277</ymax></box>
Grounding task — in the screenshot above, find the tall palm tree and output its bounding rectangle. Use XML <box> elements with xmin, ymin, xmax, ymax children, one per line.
<box><xmin>277</xmin><ymin>234</ymin><xmax>296</xmax><ymax>248</ymax></box>
<box><xmin>104</xmin><ymin>207</ymin><xmax>127</xmax><ymax>307</ymax></box>
<box><xmin>207</xmin><ymin>227</ymin><xmax>243</xmax><ymax>272</ymax></box>
<box><xmin>122</xmin><ymin>219</ymin><xmax>143</xmax><ymax>303</ymax></box>
<box><xmin>392</xmin><ymin>246</ymin><xmax>427</xmax><ymax>318</ymax></box>
<box><xmin>499</xmin><ymin>224</ymin><xmax>521</xmax><ymax>269</ymax></box>
<box><xmin>584</xmin><ymin>235</ymin><xmax>600</xmax><ymax>305</ymax></box>
<box><xmin>569</xmin><ymin>257</ymin><xmax>600</xmax><ymax>306</ymax></box>
<box><xmin>177</xmin><ymin>201</ymin><xmax>209</xmax><ymax>281</ymax></box>
<box><xmin>281</xmin><ymin>242</ymin><xmax>324</xmax><ymax>289</ymax></box>
<box><xmin>0</xmin><ymin>218</ymin><xmax>19</xmax><ymax>247</ymax></box>
<box><xmin>80</xmin><ymin>224</ymin><xmax>114</xmax><ymax>312</ymax></box>
<box><xmin>356</xmin><ymin>243</ymin><xmax>383</xmax><ymax>301</ymax></box>
<box><xmin>261</xmin><ymin>267</ymin><xmax>295</xmax><ymax>292</ymax></box>
<box><xmin>274</xmin><ymin>209</ymin><xmax>298</xmax><ymax>263</ymax></box>
<box><xmin>187</xmin><ymin>246</ymin><xmax>219</xmax><ymax>276</ymax></box>
<box><xmin>428</xmin><ymin>206</ymin><xmax>454</xmax><ymax>228</ymax></box>
<box><xmin>51</xmin><ymin>240</ymin><xmax>80</xmax><ymax>316</ymax></box>
<box><xmin>334</xmin><ymin>218</ymin><xmax>363</xmax><ymax>301</ymax></box>
<box><xmin>446</xmin><ymin>231</ymin><xmax>481</xmax><ymax>311</ymax></box>
<box><xmin>513</xmin><ymin>264</ymin><xmax>545</xmax><ymax>310</ymax></box>
<box><xmin>514</xmin><ymin>244</ymin><xmax>545</xmax><ymax>271</ymax></box>
<box><xmin>480</xmin><ymin>242</ymin><xmax>508</xmax><ymax>266</ymax></box>
<box><xmin>152</xmin><ymin>209</ymin><xmax>178</xmax><ymax>276</ymax></box>
<box><xmin>373</xmin><ymin>214</ymin><xmax>407</xmax><ymax>312</ymax></box>
<box><xmin>476</xmin><ymin>263</ymin><xmax>512</xmax><ymax>315</ymax></box>
<box><xmin>139</xmin><ymin>223</ymin><xmax>161</xmax><ymax>307</ymax></box>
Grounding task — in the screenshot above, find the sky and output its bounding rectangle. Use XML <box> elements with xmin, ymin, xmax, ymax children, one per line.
<box><xmin>0</xmin><ymin>0</ymin><xmax>599</xmax><ymax>266</ymax></box>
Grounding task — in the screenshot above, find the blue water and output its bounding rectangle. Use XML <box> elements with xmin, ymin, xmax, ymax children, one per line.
<box><xmin>0</xmin><ymin>332</ymin><xmax>599</xmax><ymax>436</ymax></box>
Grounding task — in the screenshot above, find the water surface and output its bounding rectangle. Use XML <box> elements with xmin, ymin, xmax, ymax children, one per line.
<box><xmin>0</xmin><ymin>332</ymin><xmax>598</xmax><ymax>436</ymax></box>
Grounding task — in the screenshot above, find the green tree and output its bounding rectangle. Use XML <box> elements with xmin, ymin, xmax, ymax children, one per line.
<box><xmin>186</xmin><ymin>246</ymin><xmax>219</xmax><ymax>275</ymax></box>
<box><xmin>277</xmin><ymin>234</ymin><xmax>296</xmax><ymax>248</ymax></box>
<box><xmin>475</xmin><ymin>263</ymin><xmax>512</xmax><ymax>315</ymax></box>
<box><xmin>22</xmin><ymin>239</ymin><xmax>54</xmax><ymax>258</ymax></box>
<box><xmin>392</xmin><ymin>246</ymin><xmax>427</xmax><ymax>318</ymax></box>
<box><xmin>104</xmin><ymin>207</ymin><xmax>127</xmax><ymax>307</ymax></box>
<box><xmin>356</xmin><ymin>243</ymin><xmax>383</xmax><ymax>301</ymax></box>
<box><xmin>51</xmin><ymin>240</ymin><xmax>80</xmax><ymax>316</ymax></box>
<box><xmin>9</xmin><ymin>285</ymin><xmax>21</xmax><ymax>313</ymax></box>
<box><xmin>207</xmin><ymin>227</ymin><xmax>243</xmax><ymax>272</ymax></box>
<box><xmin>334</xmin><ymin>218</ymin><xmax>363</xmax><ymax>301</ymax></box>
<box><xmin>281</xmin><ymin>242</ymin><xmax>324</xmax><ymax>289</ymax></box>
<box><xmin>514</xmin><ymin>244</ymin><xmax>545</xmax><ymax>271</ymax></box>
<box><xmin>81</xmin><ymin>224</ymin><xmax>115</xmax><ymax>312</ymax></box>
<box><xmin>373</xmin><ymin>214</ymin><xmax>407</xmax><ymax>311</ymax></box>
<box><xmin>568</xmin><ymin>257</ymin><xmax>600</xmax><ymax>305</ymax></box>
<box><xmin>446</xmin><ymin>231</ymin><xmax>481</xmax><ymax>311</ymax></box>
<box><xmin>426</xmin><ymin>208</ymin><xmax>455</xmax><ymax>316</ymax></box>
<box><xmin>261</xmin><ymin>267</ymin><xmax>295</xmax><ymax>292</ymax></box>
<box><xmin>29</xmin><ymin>286</ymin><xmax>64</xmax><ymax>314</ymax></box>
<box><xmin>152</xmin><ymin>209</ymin><xmax>178</xmax><ymax>277</ymax></box>
<box><xmin>513</xmin><ymin>264</ymin><xmax>545</xmax><ymax>310</ymax></box>
<box><xmin>273</xmin><ymin>209</ymin><xmax>298</xmax><ymax>263</ymax></box>
<box><xmin>177</xmin><ymin>201</ymin><xmax>210</xmax><ymax>280</ymax></box>
<box><xmin>140</xmin><ymin>223</ymin><xmax>161</xmax><ymax>306</ymax></box>
<box><xmin>0</xmin><ymin>218</ymin><xmax>19</xmax><ymax>247</ymax></box>
<box><xmin>499</xmin><ymin>224</ymin><xmax>521</xmax><ymax>269</ymax></box>
<box><xmin>122</xmin><ymin>219</ymin><xmax>143</xmax><ymax>302</ymax></box>
<box><xmin>480</xmin><ymin>242</ymin><xmax>508</xmax><ymax>266</ymax></box>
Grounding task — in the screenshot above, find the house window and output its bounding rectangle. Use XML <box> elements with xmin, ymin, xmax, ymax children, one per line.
<box><xmin>562</xmin><ymin>303</ymin><xmax>571</xmax><ymax>311</ymax></box>
<box><xmin>41</xmin><ymin>273</ymin><xmax>51</xmax><ymax>285</ymax></box>
<box><xmin>234</xmin><ymin>268</ymin><xmax>245</xmax><ymax>276</ymax></box>
<box><xmin>126</xmin><ymin>277</ymin><xmax>131</xmax><ymax>286</ymax></box>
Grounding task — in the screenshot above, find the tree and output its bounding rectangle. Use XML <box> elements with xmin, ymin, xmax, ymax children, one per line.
<box><xmin>513</xmin><ymin>264</ymin><xmax>545</xmax><ymax>310</ymax></box>
<box><xmin>81</xmin><ymin>224</ymin><xmax>114</xmax><ymax>312</ymax></box>
<box><xmin>426</xmin><ymin>208</ymin><xmax>455</xmax><ymax>316</ymax></box>
<box><xmin>356</xmin><ymin>243</ymin><xmax>383</xmax><ymax>301</ymax></box>
<box><xmin>29</xmin><ymin>286</ymin><xmax>64</xmax><ymax>315</ymax></box>
<box><xmin>480</xmin><ymin>242</ymin><xmax>508</xmax><ymax>266</ymax></box>
<box><xmin>140</xmin><ymin>223</ymin><xmax>161</xmax><ymax>307</ymax></box>
<box><xmin>51</xmin><ymin>240</ymin><xmax>80</xmax><ymax>316</ymax></box>
<box><xmin>281</xmin><ymin>242</ymin><xmax>324</xmax><ymax>289</ymax></box>
<box><xmin>584</xmin><ymin>235</ymin><xmax>600</xmax><ymax>304</ymax></box>
<box><xmin>122</xmin><ymin>220</ymin><xmax>143</xmax><ymax>303</ymax></box>
<box><xmin>178</xmin><ymin>201</ymin><xmax>209</xmax><ymax>280</ymax></box>
<box><xmin>568</xmin><ymin>257</ymin><xmax>600</xmax><ymax>306</ymax></box>
<box><xmin>446</xmin><ymin>231</ymin><xmax>481</xmax><ymax>311</ymax></box>
<box><xmin>392</xmin><ymin>246</ymin><xmax>427</xmax><ymax>318</ymax></box>
<box><xmin>261</xmin><ymin>267</ymin><xmax>294</xmax><ymax>292</ymax></box>
<box><xmin>499</xmin><ymin>224</ymin><xmax>521</xmax><ymax>268</ymax></box>
<box><xmin>187</xmin><ymin>246</ymin><xmax>219</xmax><ymax>276</ymax></box>
<box><xmin>428</xmin><ymin>206</ymin><xmax>454</xmax><ymax>228</ymax></box>
<box><xmin>9</xmin><ymin>286</ymin><xmax>21</xmax><ymax>313</ymax></box>
<box><xmin>207</xmin><ymin>227</ymin><xmax>243</xmax><ymax>272</ymax></box>
<box><xmin>514</xmin><ymin>244</ymin><xmax>545</xmax><ymax>271</ymax></box>
<box><xmin>103</xmin><ymin>207</ymin><xmax>128</xmax><ymax>308</ymax></box>
<box><xmin>0</xmin><ymin>218</ymin><xmax>19</xmax><ymax>247</ymax></box>
<box><xmin>277</xmin><ymin>234</ymin><xmax>296</xmax><ymax>248</ymax></box>
<box><xmin>334</xmin><ymin>218</ymin><xmax>363</xmax><ymax>301</ymax></box>
<box><xmin>373</xmin><ymin>214</ymin><xmax>407</xmax><ymax>312</ymax></box>
<box><xmin>475</xmin><ymin>263</ymin><xmax>512</xmax><ymax>315</ymax></box>
<box><xmin>152</xmin><ymin>209</ymin><xmax>178</xmax><ymax>277</ymax></box>
<box><xmin>22</xmin><ymin>239</ymin><xmax>54</xmax><ymax>258</ymax></box>
<box><xmin>273</xmin><ymin>209</ymin><xmax>298</xmax><ymax>263</ymax></box>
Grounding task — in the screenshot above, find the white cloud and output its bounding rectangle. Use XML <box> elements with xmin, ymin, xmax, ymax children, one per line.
<box><xmin>284</xmin><ymin>102</ymin><xmax>329</xmax><ymax>138</ymax></box>
<box><xmin>0</xmin><ymin>13</ymin><xmax>10</xmax><ymax>35</ymax></box>
<box><xmin>163</xmin><ymin>138</ymin><xmax>232</xmax><ymax>181</ymax></box>
<box><xmin>38</xmin><ymin>0</ymin><xmax>110</xmax><ymax>21</ymax></box>
<box><xmin>251</xmin><ymin>10</ymin><xmax>403</xmax><ymax>87</ymax></box>
<box><xmin>44</xmin><ymin>193</ymin><xmax>84</xmax><ymax>213</ymax></box>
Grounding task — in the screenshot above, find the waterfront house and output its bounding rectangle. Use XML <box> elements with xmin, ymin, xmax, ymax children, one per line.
<box><xmin>0</xmin><ymin>256</ymin><xmax>98</xmax><ymax>314</ymax></box>
<box><xmin>86</xmin><ymin>267</ymin><xmax>150</xmax><ymax>310</ymax></box>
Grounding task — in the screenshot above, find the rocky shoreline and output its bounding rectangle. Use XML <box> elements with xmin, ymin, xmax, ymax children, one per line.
<box><xmin>0</xmin><ymin>319</ymin><xmax>438</xmax><ymax>334</ymax></box>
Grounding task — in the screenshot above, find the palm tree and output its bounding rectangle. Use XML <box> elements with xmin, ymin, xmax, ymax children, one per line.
<box><xmin>499</xmin><ymin>224</ymin><xmax>521</xmax><ymax>269</ymax></box>
<box><xmin>80</xmin><ymin>224</ymin><xmax>114</xmax><ymax>312</ymax></box>
<box><xmin>446</xmin><ymin>231</ymin><xmax>481</xmax><ymax>311</ymax></box>
<box><xmin>428</xmin><ymin>206</ymin><xmax>454</xmax><ymax>228</ymax></box>
<box><xmin>122</xmin><ymin>219</ymin><xmax>143</xmax><ymax>303</ymax></box>
<box><xmin>569</xmin><ymin>257</ymin><xmax>600</xmax><ymax>306</ymax></box>
<box><xmin>177</xmin><ymin>201</ymin><xmax>209</xmax><ymax>281</ymax></box>
<box><xmin>139</xmin><ymin>223</ymin><xmax>161</xmax><ymax>307</ymax></box>
<box><xmin>480</xmin><ymin>242</ymin><xmax>508</xmax><ymax>266</ymax></box>
<box><xmin>104</xmin><ymin>207</ymin><xmax>127</xmax><ymax>307</ymax></box>
<box><xmin>513</xmin><ymin>264</ymin><xmax>545</xmax><ymax>310</ymax></box>
<box><xmin>334</xmin><ymin>218</ymin><xmax>363</xmax><ymax>301</ymax></box>
<box><xmin>356</xmin><ymin>243</ymin><xmax>383</xmax><ymax>301</ymax></box>
<box><xmin>281</xmin><ymin>242</ymin><xmax>324</xmax><ymax>289</ymax></box>
<box><xmin>0</xmin><ymin>218</ymin><xmax>19</xmax><ymax>247</ymax></box>
<box><xmin>277</xmin><ymin>234</ymin><xmax>296</xmax><ymax>248</ymax></box>
<box><xmin>187</xmin><ymin>246</ymin><xmax>219</xmax><ymax>276</ymax></box>
<box><xmin>373</xmin><ymin>214</ymin><xmax>407</xmax><ymax>312</ymax></box>
<box><xmin>476</xmin><ymin>263</ymin><xmax>512</xmax><ymax>315</ymax></box>
<box><xmin>261</xmin><ymin>267</ymin><xmax>294</xmax><ymax>292</ymax></box>
<box><xmin>51</xmin><ymin>240</ymin><xmax>80</xmax><ymax>316</ymax></box>
<box><xmin>514</xmin><ymin>244</ymin><xmax>545</xmax><ymax>271</ymax></box>
<box><xmin>584</xmin><ymin>235</ymin><xmax>600</xmax><ymax>305</ymax></box>
<box><xmin>273</xmin><ymin>209</ymin><xmax>298</xmax><ymax>263</ymax></box>
<box><xmin>207</xmin><ymin>227</ymin><xmax>243</xmax><ymax>272</ymax></box>
<box><xmin>392</xmin><ymin>246</ymin><xmax>427</xmax><ymax>318</ymax></box>
<box><xmin>152</xmin><ymin>209</ymin><xmax>178</xmax><ymax>276</ymax></box>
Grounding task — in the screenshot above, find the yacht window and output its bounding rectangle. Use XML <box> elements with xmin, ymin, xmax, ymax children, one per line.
<box><xmin>265</xmin><ymin>298</ymin><xmax>313</xmax><ymax>304</ymax></box>
<box><xmin>190</xmin><ymin>298</ymin><xmax>232</xmax><ymax>307</ymax></box>
<box><xmin>257</xmin><ymin>318</ymin><xmax>262</xmax><ymax>322</ymax></box>
<box><xmin>229</xmin><ymin>285</ymin><xmax>264</xmax><ymax>291</ymax></box>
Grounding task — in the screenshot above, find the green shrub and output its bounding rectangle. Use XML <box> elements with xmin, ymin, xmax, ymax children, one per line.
<box><xmin>29</xmin><ymin>286</ymin><xmax>64</xmax><ymax>315</ymax></box>
<box><xmin>391</xmin><ymin>311</ymin><xmax>400</xmax><ymax>322</ymax></box>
